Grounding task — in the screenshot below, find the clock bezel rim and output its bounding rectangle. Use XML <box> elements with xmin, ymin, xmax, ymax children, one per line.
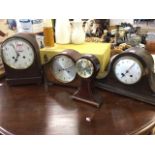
<box><xmin>76</xmin><ymin>58</ymin><xmax>95</xmax><ymax>79</ymax></box>
<box><xmin>111</xmin><ymin>52</ymin><xmax>146</xmax><ymax>85</ymax></box>
<box><xmin>1</xmin><ymin>37</ymin><xmax>35</xmax><ymax>70</ymax></box>
<box><xmin>113</xmin><ymin>55</ymin><xmax>144</xmax><ymax>85</ymax></box>
<box><xmin>1</xmin><ymin>33</ymin><xmax>41</xmax><ymax>71</ymax></box>
<box><xmin>50</xmin><ymin>53</ymin><xmax>77</xmax><ymax>84</ymax></box>
<box><xmin>76</xmin><ymin>54</ymin><xmax>100</xmax><ymax>79</ymax></box>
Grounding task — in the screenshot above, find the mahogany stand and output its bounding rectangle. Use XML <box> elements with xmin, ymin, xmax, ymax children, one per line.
<box><xmin>72</xmin><ymin>79</ymin><xmax>102</xmax><ymax>108</ymax></box>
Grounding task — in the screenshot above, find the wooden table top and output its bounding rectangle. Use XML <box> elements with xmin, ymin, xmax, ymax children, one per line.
<box><xmin>0</xmin><ymin>80</ymin><xmax>155</xmax><ymax>135</ymax></box>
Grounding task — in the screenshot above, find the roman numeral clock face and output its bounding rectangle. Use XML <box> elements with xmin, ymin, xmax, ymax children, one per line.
<box><xmin>113</xmin><ymin>56</ymin><xmax>143</xmax><ymax>85</ymax></box>
<box><xmin>2</xmin><ymin>38</ymin><xmax>34</xmax><ymax>69</ymax></box>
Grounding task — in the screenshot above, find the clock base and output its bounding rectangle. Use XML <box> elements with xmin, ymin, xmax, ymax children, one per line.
<box><xmin>95</xmin><ymin>76</ymin><xmax>155</xmax><ymax>106</ymax></box>
<box><xmin>71</xmin><ymin>79</ymin><xmax>103</xmax><ymax>108</ymax></box>
<box><xmin>6</xmin><ymin>77</ymin><xmax>42</xmax><ymax>86</ymax></box>
<box><xmin>71</xmin><ymin>92</ymin><xmax>102</xmax><ymax>108</ymax></box>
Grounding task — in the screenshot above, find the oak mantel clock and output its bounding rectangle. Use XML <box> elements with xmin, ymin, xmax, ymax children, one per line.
<box><xmin>1</xmin><ymin>33</ymin><xmax>42</xmax><ymax>85</ymax></box>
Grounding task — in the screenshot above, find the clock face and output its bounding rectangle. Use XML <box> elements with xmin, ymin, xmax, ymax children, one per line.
<box><xmin>113</xmin><ymin>56</ymin><xmax>143</xmax><ymax>85</ymax></box>
<box><xmin>2</xmin><ymin>38</ymin><xmax>34</xmax><ymax>69</ymax></box>
<box><xmin>51</xmin><ymin>55</ymin><xmax>76</xmax><ymax>83</ymax></box>
<box><xmin>76</xmin><ymin>58</ymin><xmax>94</xmax><ymax>78</ymax></box>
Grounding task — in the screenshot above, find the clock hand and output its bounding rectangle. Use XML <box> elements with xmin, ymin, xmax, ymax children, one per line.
<box><xmin>10</xmin><ymin>43</ymin><xmax>17</xmax><ymax>50</ymax></box>
<box><xmin>125</xmin><ymin>63</ymin><xmax>136</xmax><ymax>74</ymax></box>
<box><xmin>55</xmin><ymin>65</ymin><xmax>74</xmax><ymax>74</ymax></box>
<box><xmin>62</xmin><ymin>65</ymin><xmax>74</xmax><ymax>71</ymax></box>
<box><xmin>10</xmin><ymin>43</ymin><xmax>20</xmax><ymax>62</ymax></box>
<box><xmin>14</xmin><ymin>53</ymin><xmax>20</xmax><ymax>62</ymax></box>
<box><xmin>121</xmin><ymin>63</ymin><xmax>136</xmax><ymax>78</ymax></box>
<box><xmin>121</xmin><ymin>73</ymin><xmax>125</xmax><ymax>78</ymax></box>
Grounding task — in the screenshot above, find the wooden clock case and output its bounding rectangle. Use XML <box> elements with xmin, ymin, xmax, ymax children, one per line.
<box><xmin>95</xmin><ymin>47</ymin><xmax>155</xmax><ymax>106</ymax></box>
<box><xmin>43</xmin><ymin>49</ymin><xmax>81</xmax><ymax>88</ymax></box>
<box><xmin>1</xmin><ymin>33</ymin><xmax>42</xmax><ymax>85</ymax></box>
<box><xmin>72</xmin><ymin>54</ymin><xmax>103</xmax><ymax>107</ymax></box>
<box><xmin>146</xmin><ymin>40</ymin><xmax>155</xmax><ymax>54</ymax></box>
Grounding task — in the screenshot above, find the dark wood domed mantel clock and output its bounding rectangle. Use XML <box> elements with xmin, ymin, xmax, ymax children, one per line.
<box><xmin>72</xmin><ymin>54</ymin><xmax>102</xmax><ymax>107</ymax></box>
<box><xmin>1</xmin><ymin>33</ymin><xmax>42</xmax><ymax>85</ymax></box>
<box><xmin>96</xmin><ymin>47</ymin><xmax>155</xmax><ymax>106</ymax></box>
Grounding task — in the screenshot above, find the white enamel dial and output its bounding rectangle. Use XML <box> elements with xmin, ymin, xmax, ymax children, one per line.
<box><xmin>2</xmin><ymin>38</ymin><xmax>34</xmax><ymax>69</ymax></box>
<box><xmin>113</xmin><ymin>56</ymin><xmax>143</xmax><ymax>85</ymax></box>
<box><xmin>76</xmin><ymin>58</ymin><xmax>94</xmax><ymax>78</ymax></box>
<box><xmin>51</xmin><ymin>55</ymin><xmax>76</xmax><ymax>83</ymax></box>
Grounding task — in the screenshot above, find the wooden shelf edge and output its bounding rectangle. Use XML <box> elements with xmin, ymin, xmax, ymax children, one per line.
<box><xmin>129</xmin><ymin>118</ymin><xmax>155</xmax><ymax>135</ymax></box>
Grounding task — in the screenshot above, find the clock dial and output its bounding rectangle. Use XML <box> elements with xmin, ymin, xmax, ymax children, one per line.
<box><xmin>51</xmin><ymin>55</ymin><xmax>76</xmax><ymax>83</ymax></box>
<box><xmin>76</xmin><ymin>58</ymin><xmax>94</xmax><ymax>78</ymax></box>
<box><xmin>2</xmin><ymin>38</ymin><xmax>34</xmax><ymax>69</ymax></box>
<box><xmin>113</xmin><ymin>56</ymin><xmax>143</xmax><ymax>85</ymax></box>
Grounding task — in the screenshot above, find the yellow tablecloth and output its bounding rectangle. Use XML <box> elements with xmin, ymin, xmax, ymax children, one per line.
<box><xmin>40</xmin><ymin>42</ymin><xmax>111</xmax><ymax>79</ymax></box>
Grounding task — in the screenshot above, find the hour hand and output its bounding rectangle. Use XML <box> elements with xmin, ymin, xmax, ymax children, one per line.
<box><xmin>10</xmin><ymin>44</ymin><xmax>20</xmax><ymax>62</ymax></box>
<box><xmin>14</xmin><ymin>53</ymin><xmax>20</xmax><ymax>62</ymax></box>
<box><xmin>121</xmin><ymin>73</ymin><xmax>125</xmax><ymax>78</ymax></box>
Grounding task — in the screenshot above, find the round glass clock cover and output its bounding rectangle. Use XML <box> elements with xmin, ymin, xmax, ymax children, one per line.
<box><xmin>51</xmin><ymin>55</ymin><xmax>76</xmax><ymax>83</ymax></box>
<box><xmin>76</xmin><ymin>58</ymin><xmax>94</xmax><ymax>78</ymax></box>
<box><xmin>2</xmin><ymin>38</ymin><xmax>34</xmax><ymax>69</ymax></box>
<box><xmin>113</xmin><ymin>56</ymin><xmax>143</xmax><ymax>85</ymax></box>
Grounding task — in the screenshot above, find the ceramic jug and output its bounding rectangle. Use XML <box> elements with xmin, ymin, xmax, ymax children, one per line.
<box><xmin>55</xmin><ymin>19</ymin><xmax>71</xmax><ymax>44</ymax></box>
<box><xmin>71</xmin><ymin>19</ymin><xmax>85</xmax><ymax>44</ymax></box>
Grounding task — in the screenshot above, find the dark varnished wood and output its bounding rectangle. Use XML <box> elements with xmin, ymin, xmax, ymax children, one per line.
<box><xmin>0</xmin><ymin>127</ymin><xmax>13</xmax><ymax>135</ymax></box>
<box><xmin>44</xmin><ymin>49</ymin><xmax>81</xmax><ymax>88</ymax></box>
<box><xmin>0</xmin><ymin>30</ymin><xmax>6</xmax><ymax>37</ymax></box>
<box><xmin>72</xmin><ymin>54</ymin><xmax>102</xmax><ymax>107</ymax></box>
<box><xmin>146</xmin><ymin>41</ymin><xmax>155</xmax><ymax>54</ymax></box>
<box><xmin>72</xmin><ymin>79</ymin><xmax>102</xmax><ymax>107</ymax></box>
<box><xmin>0</xmin><ymin>80</ymin><xmax>155</xmax><ymax>135</ymax></box>
<box><xmin>96</xmin><ymin>47</ymin><xmax>155</xmax><ymax>106</ymax></box>
<box><xmin>1</xmin><ymin>33</ymin><xmax>42</xmax><ymax>86</ymax></box>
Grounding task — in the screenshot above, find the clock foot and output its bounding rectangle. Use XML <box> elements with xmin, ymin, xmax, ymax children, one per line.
<box><xmin>6</xmin><ymin>77</ymin><xmax>42</xmax><ymax>86</ymax></box>
<box><xmin>71</xmin><ymin>90</ymin><xmax>103</xmax><ymax>108</ymax></box>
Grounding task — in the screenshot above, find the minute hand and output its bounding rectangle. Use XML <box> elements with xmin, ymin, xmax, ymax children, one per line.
<box><xmin>55</xmin><ymin>65</ymin><xmax>74</xmax><ymax>74</ymax></box>
<box><xmin>125</xmin><ymin>63</ymin><xmax>136</xmax><ymax>73</ymax></box>
<box><xmin>10</xmin><ymin>44</ymin><xmax>20</xmax><ymax>62</ymax></box>
<box><xmin>63</xmin><ymin>65</ymin><xmax>74</xmax><ymax>70</ymax></box>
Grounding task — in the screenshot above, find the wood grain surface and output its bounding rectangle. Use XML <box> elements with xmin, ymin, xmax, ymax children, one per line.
<box><xmin>0</xmin><ymin>80</ymin><xmax>155</xmax><ymax>135</ymax></box>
